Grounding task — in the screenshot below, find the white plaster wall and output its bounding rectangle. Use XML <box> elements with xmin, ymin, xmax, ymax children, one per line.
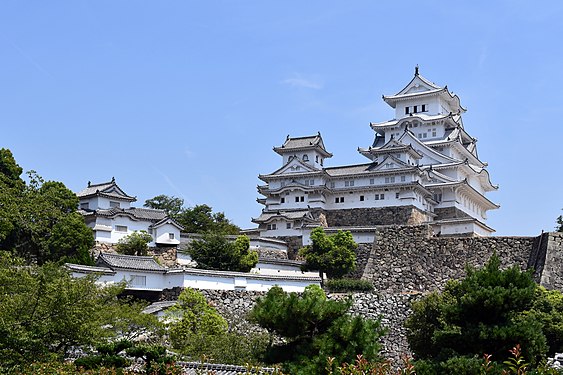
<box><xmin>154</xmin><ymin>223</ymin><xmax>181</xmax><ymax>245</ymax></box>
<box><xmin>109</xmin><ymin>216</ymin><xmax>153</xmax><ymax>244</ymax></box>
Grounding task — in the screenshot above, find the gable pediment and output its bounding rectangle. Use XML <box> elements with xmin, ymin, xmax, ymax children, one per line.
<box><xmin>397</xmin><ymin>131</ymin><xmax>459</xmax><ymax>165</ymax></box>
<box><xmin>273</xmin><ymin>158</ymin><xmax>318</xmax><ymax>176</ymax></box>
<box><xmin>370</xmin><ymin>155</ymin><xmax>409</xmax><ymax>172</ymax></box>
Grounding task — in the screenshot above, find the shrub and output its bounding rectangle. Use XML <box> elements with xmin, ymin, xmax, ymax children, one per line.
<box><xmin>325</xmin><ymin>278</ymin><xmax>373</xmax><ymax>292</ymax></box>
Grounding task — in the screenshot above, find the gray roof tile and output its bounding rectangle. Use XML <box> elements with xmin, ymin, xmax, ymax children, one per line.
<box><xmin>97</xmin><ymin>253</ymin><xmax>166</xmax><ymax>272</ymax></box>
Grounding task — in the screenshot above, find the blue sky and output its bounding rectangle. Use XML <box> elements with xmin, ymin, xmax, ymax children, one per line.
<box><xmin>1</xmin><ymin>1</ymin><xmax>562</xmax><ymax>236</ymax></box>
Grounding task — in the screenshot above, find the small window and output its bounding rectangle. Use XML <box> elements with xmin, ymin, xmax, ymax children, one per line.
<box><xmin>300</xmin><ymin>196</ymin><xmax>305</xmax><ymax>202</ymax></box>
<box><xmin>396</xmin><ymin>192</ymin><xmax>400</xmax><ymax>199</ymax></box>
<box><xmin>405</xmin><ymin>106</ymin><xmax>410</xmax><ymax>115</ymax></box>
<box><xmin>360</xmin><ymin>195</ymin><xmax>365</xmax><ymax>202</ymax></box>
<box><xmin>421</xmin><ymin>104</ymin><xmax>426</xmax><ymax>112</ymax></box>
<box><xmin>369</xmin><ymin>178</ymin><xmax>374</xmax><ymax>185</ymax></box>
<box><xmin>286</xmin><ymin>223</ymin><xmax>291</xmax><ymax>229</ymax></box>
<box><xmin>330</xmin><ymin>182</ymin><xmax>335</xmax><ymax>188</ymax></box>
<box><xmin>115</xmin><ymin>225</ymin><xmax>127</xmax><ymax>232</ymax></box>
<box><xmin>401</xmin><ymin>175</ymin><xmax>406</xmax><ymax>182</ymax></box>
<box><xmin>413</xmin><ymin>105</ymin><xmax>418</xmax><ymax>113</ymax></box>
<box><xmin>80</xmin><ymin>202</ymin><xmax>89</xmax><ymax>210</ymax></box>
<box><xmin>110</xmin><ymin>201</ymin><xmax>120</xmax><ymax>208</ymax></box>
<box><xmin>381</xmin><ymin>193</ymin><xmax>385</xmax><ymax>200</ymax></box>
<box><xmin>295</xmin><ymin>196</ymin><xmax>300</xmax><ymax>202</ymax></box>
<box><xmin>130</xmin><ymin>275</ymin><xmax>146</xmax><ymax>286</ymax></box>
<box><xmin>169</xmin><ymin>233</ymin><xmax>175</xmax><ymax>240</ymax></box>
<box><xmin>315</xmin><ymin>155</ymin><xmax>319</xmax><ymax>163</ymax></box>
<box><xmin>335</xmin><ymin>197</ymin><xmax>344</xmax><ymax>203</ymax></box>
<box><xmin>280</xmin><ymin>197</ymin><xmax>285</xmax><ymax>203</ymax></box>
<box><xmin>303</xmin><ymin>154</ymin><xmax>309</xmax><ymax>162</ymax></box>
<box><xmin>344</xmin><ymin>180</ymin><xmax>354</xmax><ymax>187</ymax></box>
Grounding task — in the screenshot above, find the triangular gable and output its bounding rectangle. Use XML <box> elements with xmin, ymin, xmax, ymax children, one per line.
<box><xmin>270</xmin><ymin>157</ymin><xmax>319</xmax><ymax>176</ymax></box>
<box><xmin>395</xmin><ymin>74</ymin><xmax>442</xmax><ymax>96</ymax></box>
<box><xmin>369</xmin><ymin>155</ymin><xmax>410</xmax><ymax>172</ymax></box>
<box><xmin>101</xmin><ymin>183</ymin><xmax>131</xmax><ymax>198</ymax></box>
<box><xmin>397</xmin><ymin>131</ymin><xmax>459</xmax><ymax>165</ymax></box>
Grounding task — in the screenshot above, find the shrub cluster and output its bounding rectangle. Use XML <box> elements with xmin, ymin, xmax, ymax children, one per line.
<box><xmin>325</xmin><ymin>278</ymin><xmax>374</xmax><ymax>293</ymax></box>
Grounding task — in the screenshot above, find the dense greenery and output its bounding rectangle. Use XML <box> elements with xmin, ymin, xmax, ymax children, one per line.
<box><xmin>115</xmin><ymin>230</ymin><xmax>153</xmax><ymax>256</ymax></box>
<box><xmin>249</xmin><ymin>285</ymin><xmax>385</xmax><ymax>374</ymax></box>
<box><xmin>144</xmin><ymin>195</ymin><xmax>240</xmax><ymax>235</ymax></box>
<box><xmin>0</xmin><ymin>252</ymin><xmax>162</xmax><ymax>373</ymax></box>
<box><xmin>188</xmin><ymin>233</ymin><xmax>258</xmax><ymax>272</ymax></box>
<box><xmin>405</xmin><ymin>254</ymin><xmax>563</xmax><ymax>373</ymax></box>
<box><xmin>325</xmin><ymin>278</ymin><xmax>374</xmax><ymax>293</ymax></box>
<box><xmin>167</xmin><ymin>288</ymin><xmax>228</xmax><ymax>353</ymax></box>
<box><xmin>299</xmin><ymin>227</ymin><xmax>357</xmax><ymax>282</ymax></box>
<box><xmin>0</xmin><ymin>148</ymin><xmax>94</xmax><ymax>265</ymax></box>
<box><xmin>556</xmin><ymin>211</ymin><xmax>563</xmax><ymax>232</ymax></box>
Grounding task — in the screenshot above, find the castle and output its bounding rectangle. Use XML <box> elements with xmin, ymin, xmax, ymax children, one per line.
<box><xmin>253</xmin><ymin>68</ymin><xmax>499</xmax><ymax>240</ymax></box>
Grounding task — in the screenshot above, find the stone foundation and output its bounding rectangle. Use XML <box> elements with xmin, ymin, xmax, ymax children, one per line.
<box><xmin>433</xmin><ymin>206</ymin><xmax>471</xmax><ymax>220</ymax></box>
<box><xmin>324</xmin><ymin>206</ymin><xmax>429</xmax><ymax>227</ymax></box>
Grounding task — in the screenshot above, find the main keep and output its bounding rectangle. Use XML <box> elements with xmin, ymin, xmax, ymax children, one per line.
<box><xmin>252</xmin><ymin>68</ymin><xmax>499</xmax><ymax>239</ymax></box>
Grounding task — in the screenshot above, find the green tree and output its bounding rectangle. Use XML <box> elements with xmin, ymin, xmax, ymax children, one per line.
<box><xmin>144</xmin><ymin>195</ymin><xmax>184</xmax><ymax>217</ymax></box>
<box><xmin>177</xmin><ymin>204</ymin><xmax>240</xmax><ymax>235</ymax></box>
<box><xmin>116</xmin><ymin>230</ymin><xmax>153</xmax><ymax>256</ymax></box>
<box><xmin>528</xmin><ymin>287</ymin><xmax>563</xmax><ymax>355</ymax></box>
<box><xmin>556</xmin><ymin>211</ymin><xmax>563</xmax><ymax>232</ymax></box>
<box><xmin>188</xmin><ymin>233</ymin><xmax>258</xmax><ymax>272</ymax></box>
<box><xmin>0</xmin><ymin>253</ymin><xmax>162</xmax><ymax>372</ymax></box>
<box><xmin>299</xmin><ymin>227</ymin><xmax>357</xmax><ymax>283</ymax></box>
<box><xmin>405</xmin><ymin>254</ymin><xmax>546</xmax><ymax>367</ymax></box>
<box><xmin>45</xmin><ymin>212</ymin><xmax>95</xmax><ymax>265</ymax></box>
<box><xmin>167</xmin><ymin>288</ymin><xmax>228</xmax><ymax>355</ymax></box>
<box><xmin>248</xmin><ymin>285</ymin><xmax>385</xmax><ymax>374</ymax></box>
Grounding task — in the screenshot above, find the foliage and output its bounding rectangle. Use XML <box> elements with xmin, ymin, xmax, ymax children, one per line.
<box><xmin>126</xmin><ymin>344</ymin><xmax>180</xmax><ymax>375</ymax></box>
<box><xmin>527</xmin><ymin>287</ymin><xmax>563</xmax><ymax>355</ymax></box>
<box><xmin>325</xmin><ymin>278</ymin><xmax>374</xmax><ymax>292</ymax></box>
<box><xmin>144</xmin><ymin>194</ymin><xmax>240</xmax><ymax>234</ymax></box>
<box><xmin>405</xmin><ymin>254</ymin><xmax>547</xmax><ymax>367</ymax></box>
<box><xmin>188</xmin><ymin>233</ymin><xmax>258</xmax><ymax>272</ymax></box>
<box><xmin>167</xmin><ymin>288</ymin><xmax>228</xmax><ymax>355</ymax></box>
<box><xmin>115</xmin><ymin>230</ymin><xmax>153</xmax><ymax>256</ymax></box>
<box><xmin>299</xmin><ymin>227</ymin><xmax>357</xmax><ymax>282</ymax></box>
<box><xmin>556</xmin><ymin>211</ymin><xmax>563</xmax><ymax>232</ymax></box>
<box><xmin>74</xmin><ymin>340</ymin><xmax>133</xmax><ymax>370</ymax></box>
<box><xmin>0</xmin><ymin>149</ymin><xmax>94</xmax><ymax>265</ymax></box>
<box><xmin>0</xmin><ymin>253</ymin><xmax>162</xmax><ymax>372</ymax></box>
<box><xmin>326</xmin><ymin>355</ymin><xmax>415</xmax><ymax>375</ymax></box>
<box><xmin>249</xmin><ymin>285</ymin><xmax>385</xmax><ymax>374</ymax></box>
<box><xmin>144</xmin><ymin>195</ymin><xmax>185</xmax><ymax>217</ymax></box>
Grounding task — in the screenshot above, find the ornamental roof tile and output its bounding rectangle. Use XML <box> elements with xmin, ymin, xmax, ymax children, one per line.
<box><xmin>95</xmin><ymin>207</ymin><xmax>168</xmax><ymax>222</ymax></box>
<box><xmin>77</xmin><ymin>178</ymin><xmax>136</xmax><ymax>202</ymax></box>
<box><xmin>96</xmin><ymin>253</ymin><xmax>166</xmax><ymax>272</ymax></box>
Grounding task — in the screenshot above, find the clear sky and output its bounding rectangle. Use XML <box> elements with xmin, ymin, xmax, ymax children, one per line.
<box><xmin>1</xmin><ymin>1</ymin><xmax>562</xmax><ymax>236</ymax></box>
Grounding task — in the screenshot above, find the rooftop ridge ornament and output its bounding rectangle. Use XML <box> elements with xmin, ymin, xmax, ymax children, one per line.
<box><xmin>415</xmin><ymin>65</ymin><xmax>419</xmax><ymax>76</ymax></box>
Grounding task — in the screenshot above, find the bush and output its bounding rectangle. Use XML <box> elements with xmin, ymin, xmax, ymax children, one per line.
<box><xmin>325</xmin><ymin>278</ymin><xmax>373</xmax><ymax>292</ymax></box>
<box><xmin>115</xmin><ymin>231</ymin><xmax>153</xmax><ymax>256</ymax></box>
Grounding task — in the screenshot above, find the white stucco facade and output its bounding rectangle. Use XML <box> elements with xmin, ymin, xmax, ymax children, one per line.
<box><xmin>253</xmin><ymin>68</ymin><xmax>498</xmax><ymax>238</ymax></box>
<box><xmin>77</xmin><ymin>179</ymin><xmax>182</xmax><ymax>246</ymax></box>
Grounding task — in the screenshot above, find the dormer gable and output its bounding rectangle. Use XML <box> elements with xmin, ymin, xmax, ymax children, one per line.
<box><xmin>271</xmin><ymin>157</ymin><xmax>319</xmax><ymax>176</ymax></box>
<box><xmin>76</xmin><ymin>178</ymin><xmax>136</xmax><ymax>210</ymax></box>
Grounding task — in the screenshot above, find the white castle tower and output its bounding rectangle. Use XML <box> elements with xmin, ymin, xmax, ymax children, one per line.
<box><xmin>252</xmin><ymin>68</ymin><xmax>498</xmax><ymax>240</ymax></box>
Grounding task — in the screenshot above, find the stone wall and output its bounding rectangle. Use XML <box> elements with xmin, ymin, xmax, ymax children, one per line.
<box><xmin>433</xmin><ymin>206</ymin><xmax>470</xmax><ymax>220</ymax></box>
<box><xmin>148</xmin><ymin>246</ymin><xmax>177</xmax><ymax>268</ymax></box>
<box><xmin>539</xmin><ymin>232</ymin><xmax>563</xmax><ymax>291</ymax></box>
<box><xmin>324</xmin><ymin>206</ymin><xmax>429</xmax><ymax>227</ymax></box>
<box><xmin>346</xmin><ymin>243</ymin><xmax>372</xmax><ymax>279</ymax></box>
<box><xmin>275</xmin><ymin>235</ymin><xmax>303</xmax><ymax>259</ymax></box>
<box><xmin>362</xmin><ymin>225</ymin><xmax>535</xmax><ymax>293</ymax></box>
<box><xmin>160</xmin><ymin>287</ymin><xmax>416</xmax><ymax>360</ymax></box>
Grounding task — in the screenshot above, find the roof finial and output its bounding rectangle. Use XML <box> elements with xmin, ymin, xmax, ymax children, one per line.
<box><xmin>414</xmin><ymin>65</ymin><xmax>419</xmax><ymax>76</ymax></box>
<box><xmin>111</xmin><ymin>176</ymin><xmax>115</xmax><ymax>183</ymax></box>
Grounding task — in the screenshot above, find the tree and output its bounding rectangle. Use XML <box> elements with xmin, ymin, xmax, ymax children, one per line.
<box><xmin>45</xmin><ymin>212</ymin><xmax>95</xmax><ymax>265</ymax></box>
<box><xmin>299</xmin><ymin>227</ymin><xmax>357</xmax><ymax>283</ymax></box>
<box><xmin>144</xmin><ymin>195</ymin><xmax>184</xmax><ymax>217</ymax></box>
<box><xmin>188</xmin><ymin>233</ymin><xmax>258</xmax><ymax>272</ymax></box>
<box><xmin>0</xmin><ymin>253</ymin><xmax>162</xmax><ymax>372</ymax></box>
<box><xmin>0</xmin><ymin>165</ymin><xmax>94</xmax><ymax>265</ymax></box>
<box><xmin>177</xmin><ymin>204</ymin><xmax>240</xmax><ymax>235</ymax></box>
<box><xmin>116</xmin><ymin>230</ymin><xmax>153</xmax><ymax>256</ymax></box>
<box><xmin>248</xmin><ymin>285</ymin><xmax>385</xmax><ymax>374</ymax></box>
<box><xmin>167</xmin><ymin>288</ymin><xmax>228</xmax><ymax>356</ymax></box>
<box><xmin>143</xmin><ymin>194</ymin><xmax>241</xmax><ymax>235</ymax></box>
<box><xmin>405</xmin><ymin>254</ymin><xmax>547</xmax><ymax>367</ymax></box>
<box><xmin>556</xmin><ymin>211</ymin><xmax>563</xmax><ymax>232</ymax></box>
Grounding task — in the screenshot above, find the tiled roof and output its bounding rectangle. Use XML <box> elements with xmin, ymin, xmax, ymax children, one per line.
<box><xmin>178</xmin><ymin>361</ymin><xmax>278</xmax><ymax>374</ymax></box>
<box><xmin>324</xmin><ymin>163</ymin><xmax>376</xmax><ymax>176</ymax></box>
<box><xmin>143</xmin><ymin>301</ymin><xmax>177</xmax><ymax>315</ymax></box>
<box><xmin>96</xmin><ymin>253</ymin><xmax>166</xmax><ymax>272</ymax></box>
<box><xmin>252</xmin><ymin>210</ymin><xmax>315</xmax><ymax>223</ymax></box>
<box><xmin>64</xmin><ymin>263</ymin><xmax>116</xmax><ymax>275</ymax></box>
<box><xmin>77</xmin><ymin>179</ymin><xmax>136</xmax><ymax>201</ymax></box>
<box><xmin>95</xmin><ymin>207</ymin><xmax>168</xmax><ymax>222</ymax></box>
<box><xmin>282</xmin><ymin>135</ymin><xmax>320</xmax><ymax>149</ymax></box>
